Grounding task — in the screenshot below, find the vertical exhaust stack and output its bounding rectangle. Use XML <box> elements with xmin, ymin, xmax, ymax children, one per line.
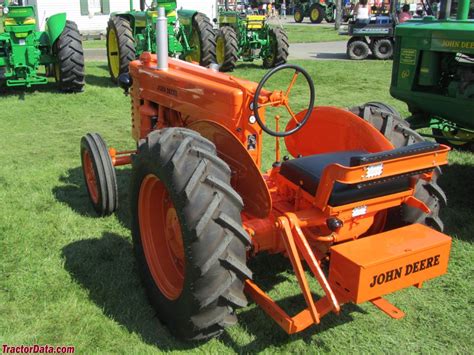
<box><xmin>156</xmin><ymin>7</ymin><xmax>169</xmax><ymax>70</ymax></box>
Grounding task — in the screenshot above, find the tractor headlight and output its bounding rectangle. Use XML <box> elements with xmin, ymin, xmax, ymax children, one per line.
<box><xmin>3</xmin><ymin>7</ymin><xmax>9</xmax><ymax>15</ymax></box>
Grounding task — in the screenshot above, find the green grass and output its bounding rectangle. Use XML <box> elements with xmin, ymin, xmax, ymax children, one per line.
<box><xmin>282</xmin><ymin>24</ymin><xmax>348</xmax><ymax>43</ymax></box>
<box><xmin>1</xmin><ymin>60</ymin><xmax>473</xmax><ymax>353</ymax></box>
<box><xmin>82</xmin><ymin>25</ymin><xmax>346</xmax><ymax>50</ymax></box>
<box><xmin>83</xmin><ymin>39</ymin><xmax>106</xmax><ymax>49</ymax></box>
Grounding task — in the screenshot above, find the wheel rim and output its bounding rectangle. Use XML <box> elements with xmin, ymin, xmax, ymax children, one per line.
<box><xmin>438</xmin><ymin>128</ymin><xmax>473</xmax><ymax>146</ymax></box>
<box><xmin>295</xmin><ymin>11</ymin><xmax>302</xmax><ymax>21</ymax></box>
<box><xmin>82</xmin><ymin>150</ymin><xmax>99</xmax><ymax>205</ymax></box>
<box><xmin>380</xmin><ymin>44</ymin><xmax>389</xmax><ymax>55</ymax></box>
<box><xmin>186</xmin><ymin>31</ymin><xmax>201</xmax><ymax>63</ymax></box>
<box><xmin>108</xmin><ymin>27</ymin><xmax>120</xmax><ymax>79</ymax></box>
<box><xmin>139</xmin><ymin>175</ymin><xmax>185</xmax><ymax>300</ymax></box>
<box><xmin>54</xmin><ymin>63</ymin><xmax>60</xmax><ymax>82</ymax></box>
<box><xmin>216</xmin><ymin>36</ymin><xmax>225</xmax><ymax>64</ymax></box>
<box><xmin>311</xmin><ymin>8</ymin><xmax>319</xmax><ymax>20</ymax></box>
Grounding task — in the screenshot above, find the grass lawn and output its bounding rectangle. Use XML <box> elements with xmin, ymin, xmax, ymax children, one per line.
<box><xmin>83</xmin><ymin>39</ymin><xmax>106</xmax><ymax>49</ymax></box>
<box><xmin>282</xmin><ymin>24</ymin><xmax>348</xmax><ymax>43</ymax></box>
<box><xmin>82</xmin><ymin>25</ymin><xmax>347</xmax><ymax>50</ymax></box>
<box><xmin>0</xmin><ymin>60</ymin><xmax>473</xmax><ymax>354</ymax></box>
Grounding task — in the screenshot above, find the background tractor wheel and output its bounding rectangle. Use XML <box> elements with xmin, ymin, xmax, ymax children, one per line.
<box><xmin>185</xmin><ymin>13</ymin><xmax>216</xmax><ymax>67</ymax></box>
<box><xmin>216</xmin><ymin>26</ymin><xmax>239</xmax><ymax>72</ymax></box>
<box><xmin>325</xmin><ymin>5</ymin><xmax>336</xmax><ymax>23</ymax></box>
<box><xmin>432</xmin><ymin>127</ymin><xmax>474</xmax><ymax>151</ymax></box>
<box><xmin>263</xmin><ymin>27</ymin><xmax>289</xmax><ymax>69</ymax></box>
<box><xmin>54</xmin><ymin>21</ymin><xmax>85</xmax><ymax>93</ymax></box>
<box><xmin>80</xmin><ymin>133</ymin><xmax>118</xmax><ymax>217</ymax></box>
<box><xmin>130</xmin><ymin>128</ymin><xmax>251</xmax><ymax>341</ymax></box>
<box><xmin>372</xmin><ymin>38</ymin><xmax>394</xmax><ymax>60</ymax></box>
<box><xmin>347</xmin><ymin>39</ymin><xmax>370</xmax><ymax>60</ymax></box>
<box><xmin>309</xmin><ymin>4</ymin><xmax>325</xmax><ymax>24</ymax></box>
<box><xmin>350</xmin><ymin>103</ymin><xmax>447</xmax><ymax>232</ymax></box>
<box><xmin>106</xmin><ymin>16</ymin><xmax>135</xmax><ymax>83</ymax></box>
<box><xmin>294</xmin><ymin>7</ymin><xmax>304</xmax><ymax>23</ymax></box>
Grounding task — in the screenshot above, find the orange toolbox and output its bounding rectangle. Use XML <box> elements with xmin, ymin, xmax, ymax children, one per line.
<box><xmin>329</xmin><ymin>224</ymin><xmax>452</xmax><ymax>304</ymax></box>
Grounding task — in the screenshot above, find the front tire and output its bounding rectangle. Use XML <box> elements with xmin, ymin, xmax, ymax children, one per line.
<box><xmin>55</xmin><ymin>21</ymin><xmax>85</xmax><ymax>93</ymax></box>
<box><xmin>80</xmin><ymin>133</ymin><xmax>118</xmax><ymax>216</ymax></box>
<box><xmin>106</xmin><ymin>16</ymin><xmax>136</xmax><ymax>83</ymax></box>
<box><xmin>350</xmin><ymin>103</ymin><xmax>447</xmax><ymax>232</ymax></box>
<box><xmin>263</xmin><ymin>27</ymin><xmax>289</xmax><ymax>69</ymax></box>
<box><xmin>216</xmin><ymin>26</ymin><xmax>239</xmax><ymax>72</ymax></box>
<box><xmin>130</xmin><ymin>128</ymin><xmax>251</xmax><ymax>341</ymax></box>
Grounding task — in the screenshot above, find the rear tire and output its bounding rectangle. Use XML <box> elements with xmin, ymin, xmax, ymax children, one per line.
<box><xmin>80</xmin><ymin>133</ymin><xmax>118</xmax><ymax>216</ymax></box>
<box><xmin>347</xmin><ymin>38</ymin><xmax>370</xmax><ymax>60</ymax></box>
<box><xmin>309</xmin><ymin>4</ymin><xmax>325</xmax><ymax>24</ymax></box>
<box><xmin>372</xmin><ymin>38</ymin><xmax>393</xmax><ymax>60</ymax></box>
<box><xmin>216</xmin><ymin>26</ymin><xmax>239</xmax><ymax>72</ymax></box>
<box><xmin>106</xmin><ymin>16</ymin><xmax>136</xmax><ymax>83</ymax></box>
<box><xmin>349</xmin><ymin>103</ymin><xmax>447</xmax><ymax>231</ymax></box>
<box><xmin>55</xmin><ymin>21</ymin><xmax>85</xmax><ymax>93</ymax></box>
<box><xmin>130</xmin><ymin>128</ymin><xmax>251</xmax><ymax>341</ymax></box>
<box><xmin>263</xmin><ymin>27</ymin><xmax>289</xmax><ymax>69</ymax></box>
<box><xmin>185</xmin><ymin>13</ymin><xmax>216</xmax><ymax>67</ymax></box>
<box><xmin>294</xmin><ymin>7</ymin><xmax>304</xmax><ymax>23</ymax></box>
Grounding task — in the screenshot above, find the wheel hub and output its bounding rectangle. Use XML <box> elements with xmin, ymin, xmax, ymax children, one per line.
<box><xmin>139</xmin><ymin>174</ymin><xmax>185</xmax><ymax>300</ymax></box>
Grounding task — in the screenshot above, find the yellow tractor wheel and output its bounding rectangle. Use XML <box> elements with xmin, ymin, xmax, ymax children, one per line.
<box><xmin>106</xmin><ymin>16</ymin><xmax>136</xmax><ymax>83</ymax></box>
<box><xmin>215</xmin><ymin>26</ymin><xmax>239</xmax><ymax>72</ymax></box>
<box><xmin>184</xmin><ymin>13</ymin><xmax>216</xmax><ymax>67</ymax></box>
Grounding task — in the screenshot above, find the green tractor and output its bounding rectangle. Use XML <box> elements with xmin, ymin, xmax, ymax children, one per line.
<box><xmin>106</xmin><ymin>0</ymin><xmax>216</xmax><ymax>83</ymax></box>
<box><xmin>215</xmin><ymin>1</ymin><xmax>289</xmax><ymax>72</ymax></box>
<box><xmin>0</xmin><ymin>0</ymin><xmax>84</xmax><ymax>92</ymax></box>
<box><xmin>352</xmin><ymin>0</ymin><xmax>474</xmax><ymax>150</ymax></box>
<box><xmin>294</xmin><ymin>0</ymin><xmax>336</xmax><ymax>24</ymax></box>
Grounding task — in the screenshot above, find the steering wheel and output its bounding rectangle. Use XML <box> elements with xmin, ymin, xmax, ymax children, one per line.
<box><xmin>252</xmin><ymin>64</ymin><xmax>315</xmax><ymax>137</ymax></box>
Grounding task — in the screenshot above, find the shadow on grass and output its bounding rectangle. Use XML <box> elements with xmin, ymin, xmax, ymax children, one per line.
<box><xmin>62</xmin><ymin>232</ymin><xmax>196</xmax><ymax>351</ymax></box>
<box><xmin>62</xmin><ymin>233</ymin><xmax>364</xmax><ymax>351</ymax></box>
<box><xmin>52</xmin><ymin>166</ymin><xmax>132</xmax><ymax>229</ymax></box>
<box><xmin>438</xmin><ymin>163</ymin><xmax>474</xmax><ymax>242</ymax></box>
<box><xmin>0</xmin><ymin>83</ymin><xmax>74</xmax><ymax>99</ymax></box>
<box><xmin>222</xmin><ymin>299</ymin><xmax>364</xmax><ymax>352</ymax></box>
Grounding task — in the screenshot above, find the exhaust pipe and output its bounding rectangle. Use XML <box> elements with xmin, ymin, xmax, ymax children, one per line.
<box><xmin>156</xmin><ymin>7</ymin><xmax>168</xmax><ymax>70</ymax></box>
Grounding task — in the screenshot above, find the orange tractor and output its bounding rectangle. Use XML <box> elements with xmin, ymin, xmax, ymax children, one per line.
<box><xmin>81</xmin><ymin>8</ymin><xmax>452</xmax><ymax>341</ymax></box>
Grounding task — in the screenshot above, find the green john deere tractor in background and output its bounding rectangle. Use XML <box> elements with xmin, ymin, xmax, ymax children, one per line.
<box><xmin>106</xmin><ymin>0</ymin><xmax>216</xmax><ymax>83</ymax></box>
<box><xmin>0</xmin><ymin>0</ymin><xmax>84</xmax><ymax>92</ymax></box>
<box><xmin>351</xmin><ymin>0</ymin><xmax>473</xmax><ymax>150</ymax></box>
<box><xmin>294</xmin><ymin>0</ymin><xmax>336</xmax><ymax>24</ymax></box>
<box><xmin>215</xmin><ymin>1</ymin><xmax>288</xmax><ymax>72</ymax></box>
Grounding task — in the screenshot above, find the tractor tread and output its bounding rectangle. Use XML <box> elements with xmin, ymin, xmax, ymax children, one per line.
<box><xmin>106</xmin><ymin>16</ymin><xmax>136</xmax><ymax>83</ymax></box>
<box><xmin>130</xmin><ymin>128</ymin><xmax>250</xmax><ymax>341</ymax></box>
<box><xmin>191</xmin><ymin>13</ymin><xmax>217</xmax><ymax>67</ymax></box>
<box><xmin>55</xmin><ymin>21</ymin><xmax>85</xmax><ymax>92</ymax></box>
<box><xmin>263</xmin><ymin>27</ymin><xmax>289</xmax><ymax>69</ymax></box>
<box><xmin>216</xmin><ymin>26</ymin><xmax>239</xmax><ymax>72</ymax></box>
<box><xmin>216</xmin><ymin>213</ymin><xmax>252</xmax><ymax>246</ymax></box>
<box><xmin>204</xmin><ymin>175</ymin><xmax>244</xmax><ymax>208</ymax></box>
<box><xmin>80</xmin><ymin>133</ymin><xmax>118</xmax><ymax>216</ymax></box>
<box><xmin>349</xmin><ymin>103</ymin><xmax>447</xmax><ymax>232</ymax></box>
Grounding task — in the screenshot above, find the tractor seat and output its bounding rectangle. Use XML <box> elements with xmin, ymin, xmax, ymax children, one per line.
<box><xmin>279</xmin><ymin>142</ymin><xmax>439</xmax><ymax>206</ymax></box>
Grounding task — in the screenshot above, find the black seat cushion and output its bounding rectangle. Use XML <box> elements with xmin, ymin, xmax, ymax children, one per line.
<box><xmin>280</xmin><ymin>151</ymin><xmax>411</xmax><ymax>206</ymax></box>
